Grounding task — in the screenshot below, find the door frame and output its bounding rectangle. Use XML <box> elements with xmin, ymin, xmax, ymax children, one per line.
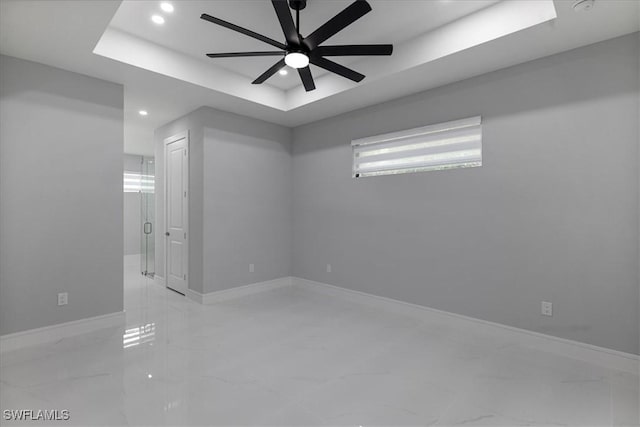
<box><xmin>163</xmin><ymin>130</ymin><xmax>189</xmax><ymax>294</ymax></box>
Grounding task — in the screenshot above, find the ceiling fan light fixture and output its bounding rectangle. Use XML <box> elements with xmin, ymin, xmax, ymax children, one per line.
<box><xmin>285</xmin><ymin>52</ymin><xmax>309</xmax><ymax>69</ymax></box>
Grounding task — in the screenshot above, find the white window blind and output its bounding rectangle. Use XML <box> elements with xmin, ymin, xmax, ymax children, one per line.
<box><xmin>352</xmin><ymin>116</ymin><xmax>482</xmax><ymax>178</ymax></box>
<box><xmin>123</xmin><ymin>172</ymin><xmax>155</xmax><ymax>193</ymax></box>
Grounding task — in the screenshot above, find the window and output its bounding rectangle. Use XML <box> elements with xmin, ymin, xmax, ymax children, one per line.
<box><xmin>352</xmin><ymin>116</ymin><xmax>482</xmax><ymax>178</ymax></box>
<box><xmin>123</xmin><ymin>172</ymin><xmax>155</xmax><ymax>193</ymax></box>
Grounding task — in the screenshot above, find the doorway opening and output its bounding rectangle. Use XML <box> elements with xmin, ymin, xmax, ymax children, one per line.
<box><xmin>140</xmin><ymin>156</ymin><xmax>155</xmax><ymax>277</ymax></box>
<box><xmin>124</xmin><ymin>154</ymin><xmax>155</xmax><ymax>276</ymax></box>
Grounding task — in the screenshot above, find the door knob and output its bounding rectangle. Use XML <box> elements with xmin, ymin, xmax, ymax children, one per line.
<box><xmin>165</xmin><ymin>232</ymin><xmax>170</xmax><ymax>236</ymax></box>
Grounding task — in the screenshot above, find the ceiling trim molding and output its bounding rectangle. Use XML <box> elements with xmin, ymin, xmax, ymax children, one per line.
<box><xmin>94</xmin><ymin>0</ymin><xmax>556</xmax><ymax>113</ymax></box>
<box><xmin>285</xmin><ymin>0</ymin><xmax>557</xmax><ymax>109</ymax></box>
<box><xmin>94</xmin><ymin>28</ymin><xmax>288</xmax><ymax>110</ymax></box>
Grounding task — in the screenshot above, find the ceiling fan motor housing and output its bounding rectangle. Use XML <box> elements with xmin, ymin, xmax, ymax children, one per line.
<box><xmin>288</xmin><ymin>0</ymin><xmax>307</xmax><ymax>11</ymax></box>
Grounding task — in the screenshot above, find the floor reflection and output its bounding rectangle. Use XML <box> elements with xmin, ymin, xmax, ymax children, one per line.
<box><xmin>0</xmin><ymin>258</ymin><xmax>637</xmax><ymax>426</ymax></box>
<box><xmin>122</xmin><ymin>323</ymin><xmax>156</xmax><ymax>348</ymax></box>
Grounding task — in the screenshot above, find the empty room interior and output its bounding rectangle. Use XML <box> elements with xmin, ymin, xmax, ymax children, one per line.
<box><xmin>1</xmin><ymin>0</ymin><xmax>639</xmax><ymax>425</ymax></box>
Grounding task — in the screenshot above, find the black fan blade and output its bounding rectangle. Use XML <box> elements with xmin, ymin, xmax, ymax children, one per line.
<box><xmin>310</xmin><ymin>56</ymin><xmax>364</xmax><ymax>82</ymax></box>
<box><xmin>252</xmin><ymin>59</ymin><xmax>287</xmax><ymax>84</ymax></box>
<box><xmin>298</xmin><ymin>66</ymin><xmax>316</xmax><ymax>91</ymax></box>
<box><xmin>206</xmin><ymin>51</ymin><xmax>284</xmax><ymax>58</ymax></box>
<box><xmin>272</xmin><ymin>0</ymin><xmax>300</xmax><ymax>46</ymax></box>
<box><xmin>302</xmin><ymin>1</ymin><xmax>372</xmax><ymax>50</ymax></box>
<box><xmin>316</xmin><ymin>44</ymin><xmax>393</xmax><ymax>56</ymax></box>
<box><xmin>201</xmin><ymin>13</ymin><xmax>286</xmax><ymax>50</ymax></box>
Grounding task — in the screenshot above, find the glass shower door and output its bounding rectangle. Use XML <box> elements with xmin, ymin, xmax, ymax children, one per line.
<box><xmin>140</xmin><ymin>157</ymin><xmax>155</xmax><ymax>276</ymax></box>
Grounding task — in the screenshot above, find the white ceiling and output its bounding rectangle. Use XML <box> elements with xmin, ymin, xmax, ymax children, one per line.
<box><xmin>108</xmin><ymin>0</ymin><xmax>499</xmax><ymax>90</ymax></box>
<box><xmin>1</xmin><ymin>0</ymin><xmax>639</xmax><ymax>157</ymax></box>
<box><xmin>95</xmin><ymin>0</ymin><xmax>560</xmax><ymax>112</ymax></box>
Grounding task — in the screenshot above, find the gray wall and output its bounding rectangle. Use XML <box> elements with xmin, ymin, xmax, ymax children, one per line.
<box><xmin>124</xmin><ymin>154</ymin><xmax>142</xmax><ymax>256</ymax></box>
<box><xmin>291</xmin><ymin>34</ymin><xmax>640</xmax><ymax>355</ymax></box>
<box><xmin>203</xmin><ymin>127</ymin><xmax>291</xmax><ymax>293</ymax></box>
<box><xmin>155</xmin><ymin>107</ymin><xmax>291</xmax><ymax>294</ymax></box>
<box><xmin>0</xmin><ymin>55</ymin><xmax>124</xmax><ymax>335</ymax></box>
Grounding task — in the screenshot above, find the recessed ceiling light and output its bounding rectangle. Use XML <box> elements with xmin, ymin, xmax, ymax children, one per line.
<box><xmin>151</xmin><ymin>14</ymin><xmax>165</xmax><ymax>25</ymax></box>
<box><xmin>139</xmin><ymin>110</ymin><xmax>148</xmax><ymax>116</ymax></box>
<box><xmin>278</xmin><ymin>69</ymin><xmax>288</xmax><ymax>76</ymax></box>
<box><xmin>284</xmin><ymin>52</ymin><xmax>309</xmax><ymax>69</ymax></box>
<box><xmin>160</xmin><ymin>2</ymin><xmax>174</xmax><ymax>13</ymax></box>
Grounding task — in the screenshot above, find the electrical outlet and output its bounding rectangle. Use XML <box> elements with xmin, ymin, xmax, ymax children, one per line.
<box><xmin>249</xmin><ymin>264</ymin><xmax>254</xmax><ymax>273</ymax></box>
<box><xmin>326</xmin><ymin>264</ymin><xmax>332</xmax><ymax>273</ymax></box>
<box><xmin>58</xmin><ymin>292</ymin><xmax>68</xmax><ymax>306</ymax></box>
<box><xmin>541</xmin><ymin>301</ymin><xmax>552</xmax><ymax>316</ymax></box>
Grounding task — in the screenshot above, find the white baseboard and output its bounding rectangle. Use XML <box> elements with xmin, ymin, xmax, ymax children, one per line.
<box><xmin>187</xmin><ymin>277</ymin><xmax>293</xmax><ymax>305</ymax></box>
<box><xmin>292</xmin><ymin>277</ymin><xmax>640</xmax><ymax>374</ymax></box>
<box><xmin>0</xmin><ymin>311</ymin><xmax>126</xmax><ymax>354</ymax></box>
<box><xmin>185</xmin><ymin>288</ymin><xmax>204</xmax><ymax>303</ymax></box>
<box><xmin>155</xmin><ymin>275</ymin><xmax>166</xmax><ymax>286</ymax></box>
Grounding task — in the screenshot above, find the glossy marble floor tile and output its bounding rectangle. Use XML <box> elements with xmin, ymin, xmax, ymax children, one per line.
<box><xmin>1</xmin><ymin>262</ymin><xmax>638</xmax><ymax>426</ymax></box>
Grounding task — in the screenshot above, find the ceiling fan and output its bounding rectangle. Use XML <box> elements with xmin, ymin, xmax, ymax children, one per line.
<box><xmin>200</xmin><ymin>0</ymin><xmax>393</xmax><ymax>92</ymax></box>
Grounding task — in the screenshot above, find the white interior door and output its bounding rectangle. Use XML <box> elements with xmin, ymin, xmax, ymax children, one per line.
<box><xmin>164</xmin><ymin>132</ymin><xmax>188</xmax><ymax>295</ymax></box>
